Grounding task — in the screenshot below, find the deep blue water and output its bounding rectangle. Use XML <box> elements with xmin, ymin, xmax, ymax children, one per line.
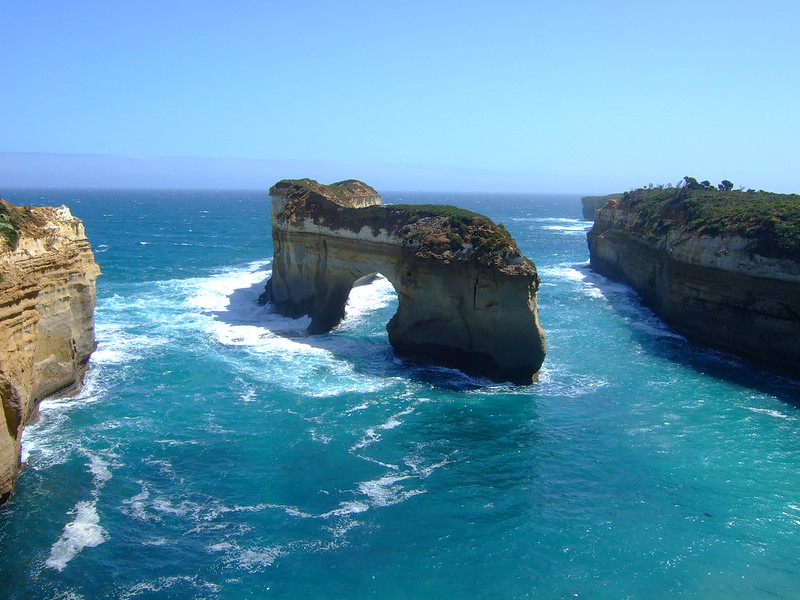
<box><xmin>1</xmin><ymin>188</ymin><xmax>799</xmax><ymax>599</ymax></box>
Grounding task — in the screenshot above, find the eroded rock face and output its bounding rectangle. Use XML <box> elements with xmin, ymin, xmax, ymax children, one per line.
<box><xmin>262</xmin><ymin>179</ymin><xmax>547</xmax><ymax>384</ymax></box>
<box><xmin>0</xmin><ymin>201</ymin><xmax>99</xmax><ymax>504</ymax></box>
<box><xmin>581</xmin><ymin>193</ymin><xmax>622</xmax><ymax>221</ymax></box>
<box><xmin>588</xmin><ymin>199</ymin><xmax>800</xmax><ymax>377</ymax></box>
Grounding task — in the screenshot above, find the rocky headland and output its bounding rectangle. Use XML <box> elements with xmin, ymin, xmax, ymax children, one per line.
<box><xmin>0</xmin><ymin>199</ymin><xmax>99</xmax><ymax>504</ymax></box>
<box><xmin>587</xmin><ymin>179</ymin><xmax>800</xmax><ymax>377</ymax></box>
<box><xmin>581</xmin><ymin>193</ymin><xmax>622</xmax><ymax>220</ymax></box>
<box><xmin>262</xmin><ymin>179</ymin><xmax>547</xmax><ymax>384</ymax></box>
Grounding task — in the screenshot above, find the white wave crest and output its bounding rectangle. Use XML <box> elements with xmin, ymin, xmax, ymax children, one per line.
<box><xmin>119</xmin><ymin>576</ymin><xmax>220</xmax><ymax>599</ymax></box>
<box><xmin>91</xmin><ymin>330</ymin><xmax>167</xmax><ymax>365</ymax></box>
<box><xmin>536</xmin><ymin>365</ymin><xmax>609</xmax><ymax>398</ymax></box>
<box><xmin>744</xmin><ymin>406</ymin><xmax>795</xmax><ymax>420</ymax></box>
<box><xmin>184</xmin><ymin>259</ymin><xmax>270</xmax><ymax>313</ymax></box>
<box><xmin>358</xmin><ymin>474</ymin><xmax>424</xmax><ymax>507</ymax></box>
<box><xmin>87</xmin><ymin>453</ymin><xmax>113</xmax><ymax>486</ymax></box>
<box><xmin>207</xmin><ymin>541</ymin><xmax>282</xmax><ymax>572</ymax></box>
<box><xmin>337</xmin><ymin>275</ymin><xmax>397</xmax><ymax>329</ymax></box>
<box><xmin>319</xmin><ymin>500</ymin><xmax>370</xmax><ymax>518</ymax></box>
<box><xmin>541</xmin><ymin>223</ymin><xmax>591</xmax><ymax>234</ymax></box>
<box><xmin>122</xmin><ymin>486</ymin><xmax>155</xmax><ymax>521</ymax></box>
<box><xmin>178</xmin><ymin>261</ymin><xmax>394</xmax><ymax>397</ymax></box>
<box><xmin>20</xmin><ymin>369</ymin><xmax>106</xmax><ymax>465</ymax></box>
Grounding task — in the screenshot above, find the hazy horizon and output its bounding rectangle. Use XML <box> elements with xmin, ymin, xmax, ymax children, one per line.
<box><xmin>3</xmin><ymin>151</ymin><xmax>796</xmax><ymax>197</ymax></box>
<box><xmin>3</xmin><ymin>1</ymin><xmax>799</xmax><ymax>195</ymax></box>
<box><xmin>0</xmin><ymin>151</ymin><xmax>634</xmax><ymax>195</ymax></box>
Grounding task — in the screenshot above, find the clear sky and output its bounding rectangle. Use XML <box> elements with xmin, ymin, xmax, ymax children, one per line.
<box><xmin>2</xmin><ymin>0</ymin><xmax>799</xmax><ymax>193</ymax></box>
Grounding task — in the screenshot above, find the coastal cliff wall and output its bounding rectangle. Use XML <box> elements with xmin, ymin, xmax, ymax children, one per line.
<box><xmin>263</xmin><ymin>179</ymin><xmax>546</xmax><ymax>384</ymax></box>
<box><xmin>588</xmin><ymin>198</ymin><xmax>800</xmax><ymax>377</ymax></box>
<box><xmin>581</xmin><ymin>194</ymin><xmax>621</xmax><ymax>220</ymax></box>
<box><xmin>0</xmin><ymin>201</ymin><xmax>99</xmax><ymax>504</ymax></box>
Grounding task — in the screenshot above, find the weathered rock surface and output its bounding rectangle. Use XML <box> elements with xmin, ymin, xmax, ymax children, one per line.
<box><xmin>0</xmin><ymin>200</ymin><xmax>99</xmax><ymax>504</ymax></box>
<box><xmin>581</xmin><ymin>193</ymin><xmax>622</xmax><ymax>220</ymax></box>
<box><xmin>588</xmin><ymin>198</ymin><xmax>800</xmax><ymax>377</ymax></box>
<box><xmin>262</xmin><ymin>179</ymin><xmax>547</xmax><ymax>384</ymax></box>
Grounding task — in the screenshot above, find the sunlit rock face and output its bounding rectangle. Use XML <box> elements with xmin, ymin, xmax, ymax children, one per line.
<box><xmin>0</xmin><ymin>201</ymin><xmax>99</xmax><ymax>504</ymax></box>
<box><xmin>581</xmin><ymin>193</ymin><xmax>622</xmax><ymax>220</ymax></box>
<box><xmin>588</xmin><ymin>198</ymin><xmax>800</xmax><ymax>377</ymax></box>
<box><xmin>262</xmin><ymin>179</ymin><xmax>547</xmax><ymax>384</ymax></box>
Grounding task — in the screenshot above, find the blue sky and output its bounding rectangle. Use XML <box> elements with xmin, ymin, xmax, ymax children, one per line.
<box><xmin>2</xmin><ymin>0</ymin><xmax>799</xmax><ymax>193</ymax></box>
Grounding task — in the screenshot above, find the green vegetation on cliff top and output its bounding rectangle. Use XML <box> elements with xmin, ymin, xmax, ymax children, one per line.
<box><xmin>619</xmin><ymin>178</ymin><xmax>800</xmax><ymax>260</ymax></box>
<box><xmin>271</xmin><ymin>179</ymin><xmax>528</xmax><ymax>272</ymax></box>
<box><xmin>270</xmin><ymin>178</ymin><xmax>379</xmax><ymax>207</ymax></box>
<box><xmin>0</xmin><ymin>200</ymin><xmax>25</xmax><ymax>250</ymax></box>
<box><xmin>389</xmin><ymin>203</ymin><xmax>519</xmax><ymax>264</ymax></box>
<box><xmin>583</xmin><ymin>193</ymin><xmax>623</xmax><ymax>203</ymax></box>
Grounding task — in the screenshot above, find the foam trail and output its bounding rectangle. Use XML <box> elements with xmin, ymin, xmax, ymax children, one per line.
<box><xmin>45</xmin><ymin>501</ymin><xmax>108</xmax><ymax>571</ymax></box>
<box><xmin>191</xmin><ymin>268</ymin><xmax>393</xmax><ymax>397</ymax></box>
<box><xmin>358</xmin><ymin>475</ymin><xmax>424</xmax><ymax>507</ymax></box>
<box><xmin>87</xmin><ymin>453</ymin><xmax>113</xmax><ymax>486</ymax></box>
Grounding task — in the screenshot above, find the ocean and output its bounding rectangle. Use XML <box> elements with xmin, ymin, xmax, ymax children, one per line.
<box><xmin>0</xmin><ymin>188</ymin><xmax>798</xmax><ymax>599</ymax></box>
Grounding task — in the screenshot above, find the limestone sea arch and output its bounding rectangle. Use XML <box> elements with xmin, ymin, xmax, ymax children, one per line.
<box><xmin>261</xmin><ymin>179</ymin><xmax>547</xmax><ymax>384</ymax></box>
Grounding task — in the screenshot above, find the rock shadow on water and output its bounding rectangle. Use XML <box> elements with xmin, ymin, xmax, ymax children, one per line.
<box><xmin>580</xmin><ymin>264</ymin><xmax>800</xmax><ymax>407</ymax></box>
<box><xmin>206</xmin><ymin>279</ymin><xmax>495</xmax><ymax>391</ymax></box>
<box><xmin>206</xmin><ymin>279</ymin><xmax>309</xmax><ymax>337</ymax></box>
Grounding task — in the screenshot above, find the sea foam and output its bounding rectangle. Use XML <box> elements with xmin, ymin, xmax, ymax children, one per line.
<box><xmin>45</xmin><ymin>501</ymin><xmax>108</xmax><ymax>571</ymax></box>
<box><xmin>358</xmin><ymin>475</ymin><xmax>424</xmax><ymax>507</ymax></box>
<box><xmin>187</xmin><ymin>265</ymin><xmax>396</xmax><ymax>398</ymax></box>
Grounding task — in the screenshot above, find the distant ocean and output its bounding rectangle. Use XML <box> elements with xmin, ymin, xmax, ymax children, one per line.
<box><xmin>1</xmin><ymin>188</ymin><xmax>799</xmax><ymax>599</ymax></box>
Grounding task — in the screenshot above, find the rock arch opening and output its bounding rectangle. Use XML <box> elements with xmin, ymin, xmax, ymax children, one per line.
<box><xmin>339</xmin><ymin>273</ymin><xmax>399</xmax><ymax>333</ymax></box>
<box><xmin>261</xmin><ymin>178</ymin><xmax>546</xmax><ymax>384</ymax></box>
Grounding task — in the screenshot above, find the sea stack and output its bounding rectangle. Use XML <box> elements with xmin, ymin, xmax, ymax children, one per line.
<box><xmin>262</xmin><ymin>179</ymin><xmax>547</xmax><ymax>384</ymax></box>
<box><xmin>0</xmin><ymin>199</ymin><xmax>100</xmax><ymax>504</ymax></box>
<box><xmin>587</xmin><ymin>180</ymin><xmax>800</xmax><ymax>377</ymax></box>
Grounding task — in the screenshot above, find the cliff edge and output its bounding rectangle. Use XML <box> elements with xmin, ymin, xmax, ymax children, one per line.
<box><xmin>587</xmin><ymin>180</ymin><xmax>800</xmax><ymax>377</ymax></box>
<box><xmin>0</xmin><ymin>199</ymin><xmax>99</xmax><ymax>504</ymax></box>
<box><xmin>581</xmin><ymin>193</ymin><xmax>622</xmax><ymax>221</ymax></box>
<box><xmin>262</xmin><ymin>179</ymin><xmax>547</xmax><ymax>384</ymax></box>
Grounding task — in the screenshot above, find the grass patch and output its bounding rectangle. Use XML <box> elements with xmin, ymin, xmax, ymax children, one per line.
<box><xmin>271</xmin><ymin>179</ymin><xmax>531</xmax><ymax>271</ymax></box>
<box><xmin>391</xmin><ymin>204</ymin><xmax>518</xmax><ymax>263</ymax></box>
<box><xmin>618</xmin><ymin>180</ymin><xmax>800</xmax><ymax>260</ymax></box>
<box><xmin>0</xmin><ymin>201</ymin><xmax>24</xmax><ymax>249</ymax></box>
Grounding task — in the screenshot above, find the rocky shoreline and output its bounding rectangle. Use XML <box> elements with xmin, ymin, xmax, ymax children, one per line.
<box><xmin>581</xmin><ymin>193</ymin><xmax>622</xmax><ymax>220</ymax></box>
<box><xmin>0</xmin><ymin>200</ymin><xmax>99</xmax><ymax>504</ymax></box>
<box><xmin>587</xmin><ymin>185</ymin><xmax>800</xmax><ymax>378</ymax></box>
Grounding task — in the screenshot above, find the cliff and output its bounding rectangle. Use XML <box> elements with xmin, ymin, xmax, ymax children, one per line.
<box><xmin>587</xmin><ymin>183</ymin><xmax>800</xmax><ymax>377</ymax></box>
<box><xmin>581</xmin><ymin>193</ymin><xmax>622</xmax><ymax>220</ymax></box>
<box><xmin>0</xmin><ymin>199</ymin><xmax>99</xmax><ymax>504</ymax></box>
<box><xmin>262</xmin><ymin>179</ymin><xmax>547</xmax><ymax>384</ymax></box>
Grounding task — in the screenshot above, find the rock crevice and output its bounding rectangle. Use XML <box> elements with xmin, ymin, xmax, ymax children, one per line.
<box><xmin>262</xmin><ymin>179</ymin><xmax>546</xmax><ymax>384</ymax></box>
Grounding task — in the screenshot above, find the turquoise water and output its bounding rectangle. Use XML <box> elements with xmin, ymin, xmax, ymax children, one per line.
<box><xmin>1</xmin><ymin>188</ymin><xmax>799</xmax><ymax>599</ymax></box>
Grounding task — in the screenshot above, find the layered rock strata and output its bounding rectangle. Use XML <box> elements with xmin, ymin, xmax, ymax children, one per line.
<box><xmin>262</xmin><ymin>179</ymin><xmax>547</xmax><ymax>384</ymax></box>
<box><xmin>588</xmin><ymin>198</ymin><xmax>800</xmax><ymax>377</ymax></box>
<box><xmin>0</xmin><ymin>200</ymin><xmax>99</xmax><ymax>504</ymax></box>
<box><xmin>581</xmin><ymin>193</ymin><xmax>622</xmax><ymax>220</ymax></box>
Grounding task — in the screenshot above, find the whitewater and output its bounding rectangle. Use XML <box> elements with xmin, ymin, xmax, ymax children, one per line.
<box><xmin>0</xmin><ymin>189</ymin><xmax>798</xmax><ymax>599</ymax></box>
